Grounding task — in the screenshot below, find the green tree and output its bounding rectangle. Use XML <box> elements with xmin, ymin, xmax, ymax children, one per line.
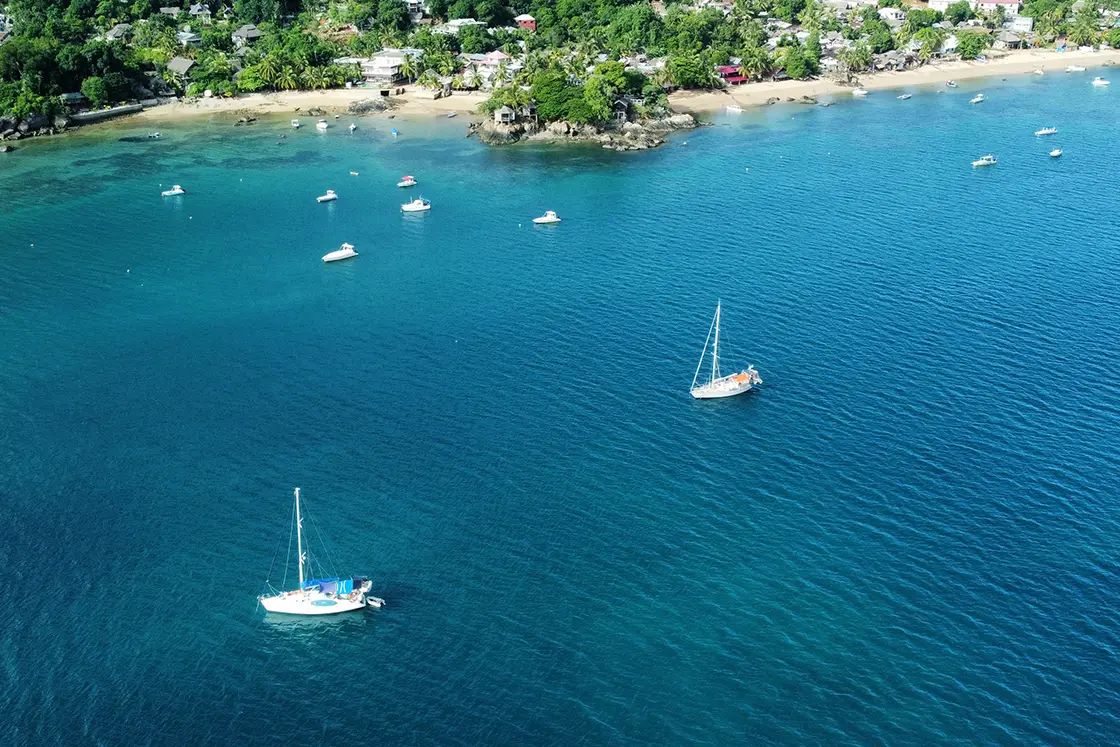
<box><xmin>80</xmin><ymin>75</ymin><xmax>108</xmax><ymax>107</ymax></box>
<box><xmin>1068</xmin><ymin>5</ymin><xmax>1101</xmax><ymax>46</ymax></box>
<box><xmin>956</xmin><ymin>32</ymin><xmax>990</xmax><ymax>59</ymax></box>
<box><xmin>840</xmin><ymin>40</ymin><xmax>872</xmax><ymax>71</ymax></box>
<box><xmin>944</xmin><ymin>0</ymin><xmax>973</xmax><ymax>25</ymax></box>
<box><xmin>666</xmin><ymin>53</ymin><xmax>715</xmax><ymax>88</ymax></box>
<box><xmin>278</xmin><ymin>65</ymin><xmax>297</xmax><ymax>90</ymax></box>
<box><xmin>806</xmin><ymin>30</ymin><xmax>821</xmax><ymax>69</ymax></box>
<box><xmin>399</xmin><ymin>53</ymin><xmax>417</xmax><ymax>81</ymax></box>
<box><xmin>457</xmin><ymin>24</ymin><xmax>493</xmax><ymax>54</ymax></box>
<box><xmin>914</xmin><ymin>26</ymin><xmax>948</xmax><ymax>58</ymax></box>
<box><xmin>738</xmin><ymin>45</ymin><xmax>772</xmax><ymax>81</ymax></box>
<box><xmin>783</xmin><ymin>46</ymin><xmax>812</xmax><ymax>79</ymax></box>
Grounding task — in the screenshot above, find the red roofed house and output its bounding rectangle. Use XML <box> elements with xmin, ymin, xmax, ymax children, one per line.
<box><xmin>515</xmin><ymin>14</ymin><xmax>536</xmax><ymax>31</ymax></box>
<box><xmin>717</xmin><ymin>64</ymin><xmax>748</xmax><ymax>85</ymax></box>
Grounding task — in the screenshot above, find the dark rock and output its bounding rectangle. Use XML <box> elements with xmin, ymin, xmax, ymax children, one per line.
<box><xmin>0</xmin><ymin>145</ymin><xmax>12</xmax><ymax>153</ymax></box>
<box><xmin>25</xmin><ymin>113</ymin><xmax>49</xmax><ymax>131</ymax></box>
<box><xmin>765</xmin><ymin>97</ymin><xmax>781</xmax><ymax>105</ymax></box>
<box><xmin>798</xmin><ymin>95</ymin><xmax>818</xmax><ymax>105</ymax></box>
<box><xmin>53</xmin><ymin>114</ymin><xmax>70</xmax><ymax>130</ymax></box>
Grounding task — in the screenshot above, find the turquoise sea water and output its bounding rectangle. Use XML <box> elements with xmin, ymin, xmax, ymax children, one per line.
<box><xmin>3</xmin><ymin>73</ymin><xmax>1120</xmax><ymax>745</ymax></box>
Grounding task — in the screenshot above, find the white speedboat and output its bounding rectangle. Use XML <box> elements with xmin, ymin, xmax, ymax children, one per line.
<box><xmin>946</xmin><ymin>80</ymin><xmax>958</xmax><ymax>88</ymax></box>
<box><xmin>397</xmin><ymin>175</ymin><xmax>417</xmax><ymax>188</ymax></box>
<box><xmin>1050</xmin><ymin>148</ymin><xmax>1063</xmax><ymax>158</ymax></box>
<box><xmin>322</xmin><ymin>242</ymin><xmax>357</xmax><ymax>262</ymax></box>
<box><xmin>401</xmin><ymin>197</ymin><xmax>430</xmax><ymax>212</ymax></box>
<box><xmin>897</xmin><ymin>93</ymin><xmax>912</xmax><ymax>100</ymax></box>
<box><xmin>147</xmin><ymin>132</ymin><xmax>161</xmax><ymax>139</ymax></box>
<box><xmin>726</xmin><ymin>103</ymin><xmax>743</xmax><ymax>113</ymax></box>
<box><xmin>1033</xmin><ymin>68</ymin><xmax>1045</xmax><ymax>76</ymax></box>
<box><xmin>533</xmin><ymin>210</ymin><xmax>561</xmax><ymax>224</ymax></box>
<box><xmin>447</xmin><ymin>112</ymin><xmax>457</xmax><ymax>118</ymax></box>
<box><xmin>970</xmin><ymin>93</ymin><xmax>985</xmax><ymax>104</ymax></box>
<box><xmin>258</xmin><ymin>488</ymin><xmax>384</xmax><ymax>615</ymax></box>
<box><xmin>316</xmin><ymin>189</ymin><xmax>337</xmax><ymax>203</ymax></box>
<box><xmin>1092</xmin><ymin>76</ymin><xmax>1110</xmax><ymax>86</ymax></box>
<box><xmin>972</xmin><ymin>154</ymin><xmax>997</xmax><ymax>167</ymax></box>
<box><xmin>1067</xmin><ymin>65</ymin><xmax>1086</xmax><ymax>72</ymax></box>
<box><xmin>291</xmin><ymin>119</ymin><xmax>300</xmax><ymax>128</ymax></box>
<box><xmin>316</xmin><ymin>119</ymin><xmax>329</xmax><ymax>130</ymax></box>
<box><xmin>348</xmin><ymin>123</ymin><xmax>357</xmax><ymax>133</ymax></box>
<box><xmin>1034</xmin><ymin>127</ymin><xmax>1057</xmax><ymax>136</ymax></box>
<box><xmin>161</xmin><ymin>184</ymin><xmax>185</xmax><ymax>197</ymax></box>
<box><xmin>852</xmin><ymin>88</ymin><xmax>869</xmax><ymax>97</ymax></box>
<box><xmin>690</xmin><ymin>302</ymin><xmax>761</xmax><ymax>399</ymax></box>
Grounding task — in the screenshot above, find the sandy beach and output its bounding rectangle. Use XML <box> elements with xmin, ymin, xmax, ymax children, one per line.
<box><xmin>669</xmin><ymin>48</ymin><xmax>1119</xmax><ymax>112</ymax></box>
<box><xmin>133</xmin><ymin>86</ymin><xmax>491</xmax><ymax>122</ymax></box>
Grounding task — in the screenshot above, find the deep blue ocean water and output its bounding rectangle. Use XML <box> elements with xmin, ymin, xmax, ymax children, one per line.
<box><xmin>2</xmin><ymin>72</ymin><xmax>1120</xmax><ymax>745</ymax></box>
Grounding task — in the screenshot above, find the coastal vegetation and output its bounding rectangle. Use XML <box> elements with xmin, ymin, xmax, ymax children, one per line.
<box><xmin>0</xmin><ymin>0</ymin><xmax>1118</xmax><ymax>127</ymax></box>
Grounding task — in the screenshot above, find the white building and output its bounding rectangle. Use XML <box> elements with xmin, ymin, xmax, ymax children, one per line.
<box><xmin>878</xmin><ymin>7</ymin><xmax>905</xmax><ymax>21</ymax></box>
<box><xmin>929</xmin><ymin>0</ymin><xmax>1019</xmax><ymax>13</ymax></box>
<box><xmin>360</xmin><ymin>48</ymin><xmax>424</xmax><ymax>84</ymax></box>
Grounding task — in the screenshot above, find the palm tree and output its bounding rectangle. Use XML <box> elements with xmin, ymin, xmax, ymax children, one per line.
<box><xmin>739</xmin><ymin>46</ymin><xmax>773</xmax><ymax>81</ymax></box>
<box><xmin>1068</xmin><ymin>6</ymin><xmax>1101</xmax><ymax>47</ymax></box>
<box><xmin>399</xmin><ymin>54</ymin><xmax>417</xmax><ymax>82</ymax></box>
<box><xmin>278</xmin><ymin>66</ymin><xmax>298</xmax><ymax>91</ymax></box>
<box><xmin>468</xmin><ymin>69</ymin><xmax>484</xmax><ymax>89</ymax></box>
<box><xmin>914</xmin><ymin>27</ymin><xmax>948</xmax><ymax>60</ymax></box>
<box><xmin>451</xmin><ymin>74</ymin><xmax>465</xmax><ymax>90</ymax></box>
<box><xmin>798</xmin><ymin>0</ymin><xmax>823</xmax><ymax>35</ymax></box>
<box><xmin>258</xmin><ymin>55</ymin><xmax>280</xmax><ymax>88</ymax></box>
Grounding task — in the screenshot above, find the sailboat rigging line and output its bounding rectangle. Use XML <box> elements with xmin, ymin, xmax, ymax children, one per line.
<box><xmin>302</xmin><ymin>499</ymin><xmax>342</xmax><ymax>579</ymax></box>
<box><xmin>281</xmin><ymin>496</ymin><xmax>295</xmax><ymax>590</ymax></box>
<box><xmin>691</xmin><ymin>304</ymin><xmax>719</xmax><ymax>392</ymax></box>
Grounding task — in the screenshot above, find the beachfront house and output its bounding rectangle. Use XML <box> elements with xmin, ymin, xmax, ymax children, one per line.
<box><xmin>360</xmin><ymin>48</ymin><xmax>424</xmax><ymax>84</ymax></box>
<box><xmin>716</xmin><ymin>64</ymin><xmax>748</xmax><ymax>84</ymax></box>
<box><xmin>232</xmin><ymin>24</ymin><xmax>262</xmax><ymax>47</ymax></box>
<box><xmin>167</xmin><ymin>56</ymin><xmax>196</xmax><ymax>79</ymax></box>
<box><xmin>994</xmin><ymin>30</ymin><xmax>1027</xmax><ymax>48</ymax></box>
<box><xmin>940</xmin><ymin>34</ymin><xmax>959</xmax><ymax>54</ymax></box>
<box><xmin>494</xmin><ymin>105</ymin><xmax>516</xmax><ymax>124</ymax></box>
<box><xmin>515</xmin><ymin>13</ymin><xmax>537</xmax><ymax>31</ymax></box>
<box><xmin>977</xmin><ymin>0</ymin><xmax>1021</xmax><ymax>14</ymax></box>
<box><xmin>1010</xmin><ymin>16</ymin><xmax>1034</xmax><ymax>32</ymax></box>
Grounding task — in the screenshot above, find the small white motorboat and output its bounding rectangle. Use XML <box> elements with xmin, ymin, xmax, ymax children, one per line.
<box><xmin>533</xmin><ymin>210</ymin><xmax>561</xmax><ymax>225</ymax></box>
<box><xmin>1067</xmin><ymin>65</ymin><xmax>1086</xmax><ymax>72</ymax></box>
<box><xmin>401</xmin><ymin>197</ymin><xmax>430</xmax><ymax>212</ymax></box>
<box><xmin>447</xmin><ymin>112</ymin><xmax>457</xmax><ymax>118</ymax></box>
<box><xmin>852</xmin><ymin>88</ymin><xmax>869</xmax><ymax>97</ymax></box>
<box><xmin>970</xmin><ymin>93</ymin><xmax>985</xmax><ymax>104</ymax></box>
<box><xmin>1034</xmin><ymin>127</ymin><xmax>1057</xmax><ymax>136</ymax></box>
<box><xmin>726</xmin><ymin>103</ymin><xmax>743</xmax><ymax>113</ymax></box>
<box><xmin>348</xmin><ymin>123</ymin><xmax>357</xmax><ymax>133</ymax></box>
<box><xmin>1092</xmin><ymin>76</ymin><xmax>1110</xmax><ymax>86</ymax></box>
<box><xmin>350</xmin><ymin>171</ymin><xmax>359</xmax><ymax>176</ymax></box>
<box><xmin>291</xmin><ymin>119</ymin><xmax>300</xmax><ymax>128</ymax></box>
<box><xmin>161</xmin><ymin>184</ymin><xmax>185</xmax><ymax>197</ymax></box>
<box><xmin>972</xmin><ymin>154</ymin><xmax>997</xmax><ymax>167</ymax></box>
<box><xmin>397</xmin><ymin>175</ymin><xmax>417</xmax><ymax>188</ymax></box>
<box><xmin>322</xmin><ymin>243</ymin><xmax>358</xmax><ymax>263</ymax></box>
<box><xmin>1050</xmin><ymin>148</ymin><xmax>1063</xmax><ymax>158</ymax></box>
<box><xmin>316</xmin><ymin>119</ymin><xmax>329</xmax><ymax>130</ymax></box>
<box><xmin>316</xmin><ymin>189</ymin><xmax>338</xmax><ymax>203</ymax></box>
<box><xmin>897</xmin><ymin>93</ymin><xmax>912</xmax><ymax>100</ymax></box>
<box><xmin>1033</xmin><ymin>68</ymin><xmax>1045</xmax><ymax>76</ymax></box>
<box><xmin>147</xmin><ymin>132</ymin><xmax>161</xmax><ymax>139</ymax></box>
<box><xmin>946</xmin><ymin>80</ymin><xmax>958</xmax><ymax>88</ymax></box>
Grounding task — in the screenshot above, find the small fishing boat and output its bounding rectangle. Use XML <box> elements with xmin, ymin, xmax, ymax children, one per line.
<box><xmin>390</xmin><ymin>128</ymin><xmax>399</xmax><ymax>137</ymax></box>
<box><xmin>1092</xmin><ymin>76</ymin><xmax>1110</xmax><ymax>86</ymax></box>
<box><xmin>1034</xmin><ymin>127</ymin><xmax>1057</xmax><ymax>136</ymax></box>
<box><xmin>690</xmin><ymin>302</ymin><xmax>762</xmax><ymax>400</ymax></box>
<box><xmin>970</xmin><ymin>93</ymin><xmax>985</xmax><ymax>104</ymax></box>
<box><xmin>1033</xmin><ymin>68</ymin><xmax>1045</xmax><ymax>76</ymax></box>
<box><xmin>350</xmin><ymin>171</ymin><xmax>359</xmax><ymax>176</ymax></box>
<box><xmin>161</xmin><ymin>184</ymin><xmax>185</xmax><ymax>197</ymax></box>
<box><xmin>726</xmin><ymin>103</ymin><xmax>743</xmax><ymax>113</ymax></box>
<box><xmin>897</xmin><ymin>93</ymin><xmax>912</xmax><ymax>100</ymax></box>
<box><xmin>447</xmin><ymin>112</ymin><xmax>457</xmax><ymax>118</ymax></box>
<box><xmin>946</xmin><ymin>80</ymin><xmax>958</xmax><ymax>88</ymax></box>
<box><xmin>322</xmin><ymin>242</ymin><xmax>358</xmax><ymax>262</ymax></box>
<box><xmin>401</xmin><ymin>197</ymin><xmax>430</xmax><ymax>212</ymax></box>
<box><xmin>533</xmin><ymin>210</ymin><xmax>561</xmax><ymax>224</ymax></box>
<box><xmin>291</xmin><ymin>119</ymin><xmax>300</xmax><ymax>128</ymax></box>
<box><xmin>1050</xmin><ymin>148</ymin><xmax>1063</xmax><ymax>158</ymax></box>
<box><xmin>397</xmin><ymin>175</ymin><xmax>417</xmax><ymax>188</ymax></box>
<box><xmin>316</xmin><ymin>119</ymin><xmax>329</xmax><ymax>131</ymax></box>
<box><xmin>147</xmin><ymin>132</ymin><xmax>161</xmax><ymax>139</ymax></box>
<box><xmin>348</xmin><ymin>123</ymin><xmax>357</xmax><ymax>133</ymax></box>
<box><xmin>972</xmin><ymin>154</ymin><xmax>997</xmax><ymax>167</ymax></box>
<box><xmin>852</xmin><ymin>88</ymin><xmax>869</xmax><ymax>97</ymax></box>
<box><xmin>258</xmin><ymin>488</ymin><xmax>383</xmax><ymax>615</ymax></box>
<box><xmin>316</xmin><ymin>189</ymin><xmax>338</xmax><ymax>203</ymax></box>
<box><xmin>1067</xmin><ymin>65</ymin><xmax>1086</xmax><ymax>72</ymax></box>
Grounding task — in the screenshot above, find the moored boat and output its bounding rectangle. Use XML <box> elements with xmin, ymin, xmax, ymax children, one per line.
<box><xmin>401</xmin><ymin>197</ymin><xmax>430</xmax><ymax>212</ymax></box>
<box><xmin>689</xmin><ymin>302</ymin><xmax>762</xmax><ymax>400</ymax></box>
<box><xmin>397</xmin><ymin>175</ymin><xmax>417</xmax><ymax>187</ymax></box>
<box><xmin>316</xmin><ymin>189</ymin><xmax>338</xmax><ymax>203</ymax></box>
<box><xmin>897</xmin><ymin>93</ymin><xmax>912</xmax><ymax>100</ymax></box>
<box><xmin>161</xmin><ymin>184</ymin><xmax>185</xmax><ymax>197</ymax></box>
<box><xmin>533</xmin><ymin>210</ymin><xmax>561</xmax><ymax>224</ymax></box>
<box><xmin>316</xmin><ymin>119</ymin><xmax>329</xmax><ymax>130</ymax></box>
<box><xmin>258</xmin><ymin>488</ymin><xmax>384</xmax><ymax>615</ymax></box>
<box><xmin>322</xmin><ymin>242</ymin><xmax>358</xmax><ymax>262</ymax></box>
<box><xmin>972</xmin><ymin>154</ymin><xmax>997</xmax><ymax>167</ymax></box>
<box><xmin>726</xmin><ymin>103</ymin><xmax>743</xmax><ymax>113</ymax></box>
<box><xmin>291</xmin><ymin>119</ymin><xmax>300</xmax><ymax>128</ymax></box>
<box><xmin>1050</xmin><ymin>148</ymin><xmax>1063</xmax><ymax>158</ymax></box>
<box><xmin>1067</xmin><ymin>65</ymin><xmax>1086</xmax><ymax>72</ymax></box>
<box><xmin>1092</xmin><ymin>76</ymin><xmax>1110</xmax><ymax>86</ymax></box>
<box><xmin>348</xmin><ymin>123</ymin><xmax>357</xmax><ymax>133</ymax></box>
<box><xmin>1034</xmin><ymin>127</ymin><xmax>1057</xmax><ymax>136</ymax></box>
<box><xmin>852</xmin><ymin>88</ymin><xmax>869</xmax><ymax>97</ymax></box>
<box><xmin>946</xmin><ymin>80</ymin><xmax>958</xmax><ymax>88</ymax></box>
<box><xmin>970</xmin><ymin>93</ymin><xmax>985</xmax><ymax>104</ymax></box>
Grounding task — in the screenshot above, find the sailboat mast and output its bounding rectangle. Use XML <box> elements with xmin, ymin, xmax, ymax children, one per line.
<box><xmin>295</xmin><ymin>487</ymin><xmax>305</xmax><ymax>591</ymax></box>
<box><xmin>712</xmin><ymin>302</ymin><xmax>721</xmax><ymax>383</ymax></box>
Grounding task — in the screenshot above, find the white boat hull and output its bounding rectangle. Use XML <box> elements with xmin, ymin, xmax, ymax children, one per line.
<box><xmin>533</xmin><ymin>217</ymin><xmax>561</xmax><ymax>224</ymax></box>
<box><xmin>398</xmin><ymin>181</ymin><xmax>416</xmax><ymax>188</ymax></box>
<box><xmin>691</xmin><ymin>379</ymin><xmax>755</xmax><ymax>399</ymax></box>
<box><xmin>317</xmin><ymin>196</ymin><xmax>337</xmax><ymax>203</ymax></box>
<box><xmin>323</xmin><ymin>250</ymin><xmax>357</xmax><ymax>262</ymax></box>
<box><xmin>402</xmin><ymin>205</ymin><xmax>430</xmax><ymax>212</ymax></box>
<box><xmin>260</xmin><ymin>591</ymin><xmax>367</xmax><ymax>615</ymax></box>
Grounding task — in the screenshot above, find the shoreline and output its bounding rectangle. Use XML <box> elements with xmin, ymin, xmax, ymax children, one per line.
<box><xmin>669</xmin><ymin>48</ymin><xmax>1118</xmax><ymax>113</ymax></box>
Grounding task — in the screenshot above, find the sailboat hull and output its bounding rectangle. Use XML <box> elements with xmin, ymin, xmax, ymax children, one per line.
<box><xmin>260</xmin><ymin>592</ymin><xmax>367</xmax><ymax>615</ymax></box>
<box><xmin>690</xmin><ymin>381</ymin><xmax>755</xmax><ymax>399</ymax></box>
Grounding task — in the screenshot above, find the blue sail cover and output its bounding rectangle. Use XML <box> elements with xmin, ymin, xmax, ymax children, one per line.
<box><xmin>303</xmin><ymin>578</ymin><xmax>354</xmax><ymax>594</ymax></box>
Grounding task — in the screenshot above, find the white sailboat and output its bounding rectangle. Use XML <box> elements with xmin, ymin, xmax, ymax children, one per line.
<box><xmin>689</xmin><ymin>302</ymin><xmax>762</xmax><ymax>399</ymax></box>
<box><xmin>258</xmin><ymin>488</ymin><xmax>384</xmax><ymax>616</ymax></box>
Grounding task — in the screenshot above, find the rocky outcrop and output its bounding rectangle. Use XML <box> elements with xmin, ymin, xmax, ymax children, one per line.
<box><xmin>0</xmin><ymin>112</ymin><xmax>70</xmax><ymax>140</ymax></box>
<box><xmin>468</xmin><ymin>112</ymin><xmax>698</xmax><ymax>150</ymax></box>
<box><xmin>347</xmin><ymin>97</ymin><xmax>396</xmax><ymax>114</ymax></box>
